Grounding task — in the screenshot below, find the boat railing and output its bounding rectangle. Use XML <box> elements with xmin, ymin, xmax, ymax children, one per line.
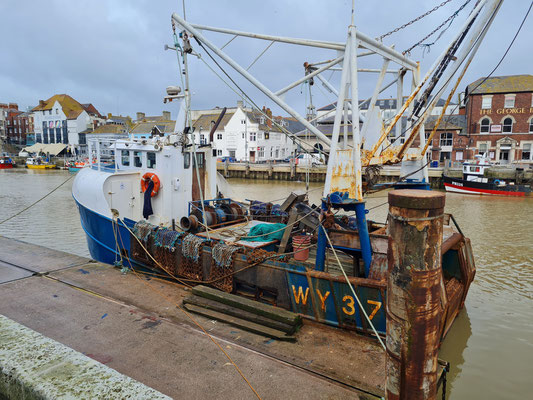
<box><xmin>87</xmin><ymin>138</ymin><xmax>118</xmax><ymax>172</ymax></box>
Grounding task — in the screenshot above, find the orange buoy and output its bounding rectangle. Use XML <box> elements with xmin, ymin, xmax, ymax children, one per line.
<box><xmin>141</xmin><ymin>173</ymin><xmax>161</xmax><ymax>197</ymax></box>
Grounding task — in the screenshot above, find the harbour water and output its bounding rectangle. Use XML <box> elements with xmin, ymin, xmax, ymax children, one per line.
<box><xmin>1</xmin><ymin>169</ymin><xmax>532</xmax><ymax>399</ymax></box>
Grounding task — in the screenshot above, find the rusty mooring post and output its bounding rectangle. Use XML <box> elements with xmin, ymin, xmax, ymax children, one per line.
<box><xmin>386</xmin><ymin>189</ymin><xmax>445</xmax><ymax>400</ymax></box>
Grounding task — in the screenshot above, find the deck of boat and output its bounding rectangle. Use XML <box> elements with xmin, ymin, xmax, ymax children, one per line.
<box><xmin>0</xmin><ymin>235</ymin><xmax>387</xmax><ymax>399</ymax></box>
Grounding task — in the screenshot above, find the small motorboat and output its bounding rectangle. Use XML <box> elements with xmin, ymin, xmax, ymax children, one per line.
<box><xmin>26</xmin><ymin>157</ymin><xmax>56</xmax><ymax>169</ymax></box>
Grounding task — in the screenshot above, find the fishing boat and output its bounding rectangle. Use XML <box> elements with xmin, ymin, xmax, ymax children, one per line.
<box><xmin>26</xmin><ymin>156</ymin><xmax>56</xmax><ymax>169</ymax></box>
<box><xmin>0</xmin><ymin>156</ymin><xmax>14</xmax><ymax>169</ymax></box>
<box><xmin>443</xmin><ymin>154</ymin><xmax>531</xmax><ymax>196</ymax></box>
<box><xmin>66</xmin><ymin>159</ymin><xmax>89</xmax><ymax>172</ymax></box>
<box><xmin>73</xmin><ymin>1</ymin><xmax>502</xmax><ymax>345</ymax></box>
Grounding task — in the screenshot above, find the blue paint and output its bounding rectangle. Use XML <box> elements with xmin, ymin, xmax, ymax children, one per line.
<box><xmin>354</xmin><ymin>202</ymin><xmax>372</xmax><ymax>277</ymax></box>
<box><xmin>264</xmin><ymin>339</ymin><xmax>275</xmax><ymax>344</ymax></box>
<box><xmin>101</xmin><ymin>313</ymin><xmax>108</xmax><ymax>319</ymax></box>
<box><xmin>74</xmin><ymin>199</ymin><xmax>141</xmax><ymax>268</ymax></box>
<box><xmin>78</xmin><ymin>268</ymin><xmax>90</xmax><ymax>275</ymax></box>
<box><xmin>315</xmin><ymin>225</ymin><xmax>327</xmax><ymax>271</ymax></box>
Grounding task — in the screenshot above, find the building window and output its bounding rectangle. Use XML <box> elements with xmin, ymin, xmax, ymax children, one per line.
<box><xmin>56</xmin><ymin>128</ymin><xmax>61</xmax><ymax>143</ymax></box>
<box><xmin>529</xmin><ymin>119</ymin><xmax>533</xmax><ymax>133</ymax></box>
<box><xmin>480</xmin><ymin>118</ymin><xmax>490</xmax><ymax>133</ymax></box>
<box><xmin>504</xmin><ymin>94</ymin><xmax>515</xmax><ymax>108</ymax></box>
<box><xmin>200</xmin><ymin>134</ymin><xmax>206</xmax><ymax>144</ymax></box>
<box><xmin>217</xmin><ymin>133</ymin><xmax>222</xmax><ymax>140</ymax></box>
<box><xmin>217</xmin><ymin>149</ymin><xmax>222</xmax><ymax>156</ymax></box>
<box><xmin>133</xmin><ymin>151</ymin><xmax>142</xmax><ymax>167</ymax></box>
<box><xmin>55</xmin><ymin>109</ymin><xmax>59</xmax><ymax>114</ymax></box>
<box><xmin>257</xmin><ymin>132</ymin><xmax>263</xmax><ymax>140</ymax></box>
<box><xmin>260</xmin><ymin>117</ymin><xmax>265</xmax><ymax>124</ymax></box>
<box><xmin>440</xmin><ymin>132</ymin><xmax>453</xmax><ymax>147</ymax></box>
<box><xmin>242</xmin><ymin>132</ymin><xmax>245</xmax><ymax>139</ymax></box>
<box><xmin>229</xmin><ymin>150</ymin><xmax>236</xmax><ymax>158</ymax></box>
<box><xmin>503</xmin><ymin>117</ymin><xmax>513</xmax><ymax>133</ymax></box>
<box><xmin>147</xmin><ymin>152</ymin><xmax>156</xmax><ymax>168</ymax></box>
<box><xmin>249</xmin><ymin>132</ymin><xmax>256</xmax><ymax>141</ymax></box>
<box><xmin>481</xmin><ymin>96</ymin><xmax>492</xmax><ymax>109</ymax></box>
<box><xmin>241</xmin><ymin>120</ymin><xmax>245</xmax><ymax>124</ymax></box>
<box><xmin>522</xmin><ymin>144</ymin><xmax>531</xmax><ymax>160</ymax></box>
<box><xmin>456</xmin><ymin>151</ymin><xmax>463</xmax><ymax>161</ymax></box>
<box><xmin>479</xmin><ymin>143</ymin><xmax>488</xmax><ymax>155</ymax></box>
<box><xmin>258</xmin><ymin>147</ymin><xmax>264</xmax><ymax>158</ymax></box>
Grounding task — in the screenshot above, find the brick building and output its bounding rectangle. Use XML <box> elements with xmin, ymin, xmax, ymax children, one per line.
<box><xmin>424</xmin><ymin>115</ymin><xmax>468</xmax><ymax>164</ymax></box>
<box><xmin>465</xmin><ymin>75</ymin><xmax>533</xmax><ymax>165</ymax></box>
<box><xmin>1</xmin><ymin>103</ymin><xmax>32</xmax><ymax>145</ymax></box>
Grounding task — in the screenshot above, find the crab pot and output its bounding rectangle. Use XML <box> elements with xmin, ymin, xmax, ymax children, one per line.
<box><xmin>386</xmin><ymin>189</ymin><xmax>445</xmax><ymax>400</ymax></box>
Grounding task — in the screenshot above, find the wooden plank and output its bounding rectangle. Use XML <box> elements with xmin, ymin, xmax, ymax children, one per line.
<box><xmin>278</xmin><ymin>208</ymin><xmax>298</xmax><ymax>254</ymax></box>
<box><xmin>183</xmin><ymin>303</ymin><xmax>296</xmax><ymax>341</ymax></box>
<box><xmin>192</xmin><ymin>285</ymin><xmax>302</xmax><ymax>326</ymax></box>
<box><xmin>183</xmin><ymin>295</ymin><xmax>298</xmax><ymax>334</ymax></box>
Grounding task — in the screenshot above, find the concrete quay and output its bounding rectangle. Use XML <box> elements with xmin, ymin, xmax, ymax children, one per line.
<box><xmin>0</xmin><ymin>235</ymin><xmax>385</xmax><ymax>399</ymax></box>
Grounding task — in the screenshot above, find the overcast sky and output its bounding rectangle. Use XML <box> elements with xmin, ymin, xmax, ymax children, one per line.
<box><xmin>1</xmin><ymin>0</ymin><xmax>530</xmax><ymax>119</ymax></box>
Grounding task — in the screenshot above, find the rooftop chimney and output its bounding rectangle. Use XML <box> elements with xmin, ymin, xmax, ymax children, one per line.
<box><xmin>136</xmin><ymin>112</ymin><xmax>145</xmax><ymax>121</ymax></box>
<box><xmin>237</xmin><ymin>100</ymin><xmax>244</xmax><ymax>109</ymax></box>
<box><xmin>162</xmin><ymin>111</ymin><xmax>171</xmax><ymax>120</ymax></box>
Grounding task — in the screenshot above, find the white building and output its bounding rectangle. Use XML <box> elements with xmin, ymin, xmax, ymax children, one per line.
<box><xmin>192</xmin><ymin>103</ymin><xmax>295</xmax><ymax>162</ymax></box>
<box><xmin>32</xmin><ymin>94</ymin><xmax>102</xmax><ymax>152</ymax></box>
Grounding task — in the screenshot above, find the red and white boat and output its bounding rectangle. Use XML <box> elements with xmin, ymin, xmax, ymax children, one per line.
<box><xmin>0</xmin><ymin>156</ymin><xmax>14</xmax><ymax>169</ymax></box>
<box><xmin>443</xmin><ymin>155</ymin><xmax>531</xmax><ymax>197</ymax></box>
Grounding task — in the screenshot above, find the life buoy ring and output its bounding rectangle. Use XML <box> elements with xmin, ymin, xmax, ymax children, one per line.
<box><xmin>141</xmin><ymin>173</ymin><xmax>161</xmax><ymax>197</ymax></box>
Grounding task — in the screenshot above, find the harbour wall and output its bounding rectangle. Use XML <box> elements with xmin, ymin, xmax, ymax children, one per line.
<box><xmin>217</xmin><ymin>163</ymin><xmax>460</xmax><ymax>188</ymax></box>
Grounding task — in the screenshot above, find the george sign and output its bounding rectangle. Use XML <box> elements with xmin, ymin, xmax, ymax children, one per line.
<box><xmin>490</xmin><ymin>124</ymin><xmax>502</xmax><ymax>133</ymax></box>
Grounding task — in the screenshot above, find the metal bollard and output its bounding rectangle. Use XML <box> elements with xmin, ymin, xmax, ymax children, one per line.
<box><xmin>386</xmin><ymin>189</ymin><xmax>445</xmax><ymax>400</ymax></box>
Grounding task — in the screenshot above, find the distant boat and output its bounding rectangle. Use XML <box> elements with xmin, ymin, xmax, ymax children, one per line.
<box><xmin>26</xmin><ymin>157</ymin><xmax>56</xmax><ymax>170</ymax></box>
<box><xmin>66</xmin><ymin>159</ymin><xmax>89</xmax><ymax>172</ymax></box>
<box><xmin>0</xmin><ymin>156</ymin><xmax>14</xmax><ymax>169</ymax></box>
<box><xmin>443</xmin><ymin>154</ymin><xmax>531</xmax><ymax>196</ymax></box>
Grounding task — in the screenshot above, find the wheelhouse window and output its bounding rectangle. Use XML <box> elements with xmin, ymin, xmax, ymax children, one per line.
<box><xmin>522</xmin><ymin>144</ymin><xmax>531</xmax><ymax>160</ymax></box>
<box><xmin>503</xmin><ymin>117</ymin><xmax>513</xmax><ymax>133</ymax></box>
<box><xmin>481</xmin><ymin>96</ymin><xmax>492</xmax><ymax>109</ymax></box>
<box><xmin>184</xmin><ymin>152</ymin><xmax>190</xmax><ymax>169</ymax></box>
<box><xmin>146</xmin><ymin>152</ymin><xmax>156</xmax><ymax>168</ymax></box>
<box><xmin>133</xmin><ymin>151</ymin><xmax>142</xmax><ymax>167</ymax></box>
<box><xmin>480</xmin><ymin>118</ymin><xmax>490</xmax><ymax>133</ymax></box>
<box><xmin>439</xmin><ymin>132</ymin><xmax>453</xmax><ymax>147</ymax></box>
<box><xmin>121</xmin><ymin>150</ymin><xmax>130</xmax><ymax>166</ymax></box>
<box><xmin>504</xmin><ymin>94</ymin><xmax>515</xmax><ymax>108</ymax></box>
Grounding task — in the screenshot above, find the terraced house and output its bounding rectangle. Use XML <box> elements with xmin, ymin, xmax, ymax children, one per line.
<box><xmin>465</xmin><ymin>75</ymin><xmax>533</xmax><ymax>165</ymax></box>
<box><xmin>32</xmin><ymin>94</ymin><xmax>103</xmax><ymax>153</ymax></box>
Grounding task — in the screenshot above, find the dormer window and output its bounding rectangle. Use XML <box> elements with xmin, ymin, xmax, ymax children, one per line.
<box><xmin>504</xmin><ymin>94</ymin><xmax>516</xmax><ymax>108</ymax></box>
<box><xmin>260</xmin><ymin>117</ymin><xmax>265</xmax><ymax>124</ymax></box>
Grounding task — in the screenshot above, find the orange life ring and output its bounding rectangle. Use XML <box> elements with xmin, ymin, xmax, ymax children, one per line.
<box><xmin>141</xmin><ymin>173</ymin><xmax>161</xmax><ymax>197</ymax></box>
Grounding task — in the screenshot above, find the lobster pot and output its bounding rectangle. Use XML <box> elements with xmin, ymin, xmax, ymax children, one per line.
<box><xmin>152</xmin><ymin>228</ymin><xmax>184</xmax><ymax>275</ymax></box>
<box><xmin>208</xmin><ymin>242</ymin><xmax>241</xmax><ymax>293</ymax></box>
<box><xmin>130</xmin><ymin>221</ymin><xmax>158</xmax><ymax>267</ymax></box>
<box><xmin>178</xmin><ymin>234</ymin><xmax>205</xmax><ymax>281</ymax></box>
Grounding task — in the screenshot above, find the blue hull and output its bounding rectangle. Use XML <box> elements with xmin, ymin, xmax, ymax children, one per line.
<box><xmin>75</xmin><ymin>200</ymin><xmax>138</xmax><ymax>267</ymax></box>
